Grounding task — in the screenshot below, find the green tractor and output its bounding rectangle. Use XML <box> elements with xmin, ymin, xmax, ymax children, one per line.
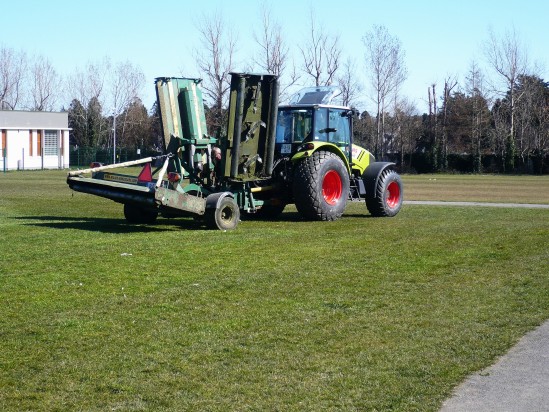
<box><xmin>253</xmin><ymin>85</ymin><xmax>403</xmax><ymax>221</ymax></box>
<box><xmin>67</xmin><ymin>74</ymin><xmax>402</xmax><ymax>230</ymax></box>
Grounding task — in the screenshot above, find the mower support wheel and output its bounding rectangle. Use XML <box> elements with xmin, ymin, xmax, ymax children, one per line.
<box><xmin>206</xmin><ymin>196</ymin><xmax>240</xmax><ymax>230</ymax></box>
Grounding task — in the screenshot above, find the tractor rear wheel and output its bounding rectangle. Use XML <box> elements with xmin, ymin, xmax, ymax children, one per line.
<box><xmin>123</xmin><ymin>203</ymin><xmax>158</xmax><ymax>224</ymax></box>
<box><xmin>365</xmin><ymin>169</ymin><xmax>403</xmax><ymax>217</ymax></box>
<box><xmin>293</xmin><ymin>151</ymin><xmax>349</xmax><ymax>221</ymax></box>
<box><xmin>206</xmin><ymin>196</ymin><xmax>240</xmax><ymax>230</ymax></box>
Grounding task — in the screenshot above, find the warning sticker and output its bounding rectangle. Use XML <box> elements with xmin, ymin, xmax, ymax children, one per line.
<box><xmin>103</xmin><ymin>174</ymin><xmax>138</xmax><ymax>184</ymax></box>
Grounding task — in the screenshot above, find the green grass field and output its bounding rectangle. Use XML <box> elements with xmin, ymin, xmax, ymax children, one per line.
<box><xmin>1</xmin><ymin>171</ymin><xmax>548</xmax><ymax>411</ymax></box>
<box><xmin>404</xmin><ymin>174</ymin><xmax>549</xmax><ymax>204</ymax></box>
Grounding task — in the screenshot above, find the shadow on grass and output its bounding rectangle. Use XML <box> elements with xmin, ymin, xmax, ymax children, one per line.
<box><xmin>242</xmin><ymin>211</ymin><xmax>304</xmax><ymax>222</ymax></box>
<box><xmin>342</xmin><ymin>214</ymin><xmax>374</xmax><ymax>219</ymax></box>
<box><xmin>16</xmin><ymin>210</ymin><xmax>373</xmax><ymax>233</ymax></box>
<box><xmin>243</xmin><ymin>211</ymin><xmax>373</xmax><ymax>222</ymax></box>
<box><xmin>15</xmin><ymin>215</ymin><xmax>206</xmax><ymax>233</ymax></box>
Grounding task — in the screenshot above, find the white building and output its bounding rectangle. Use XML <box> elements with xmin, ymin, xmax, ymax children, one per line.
<box><xmin>0</xmin><ymin>110</ymin><xmax>70</xmax><ymax>171</ymax></box>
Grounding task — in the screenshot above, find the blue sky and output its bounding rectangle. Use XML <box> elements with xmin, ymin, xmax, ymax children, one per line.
<box><xmin>2</xmin><ymin>0</ymin><xmax>547</xmax><ymax>113</ymax></box>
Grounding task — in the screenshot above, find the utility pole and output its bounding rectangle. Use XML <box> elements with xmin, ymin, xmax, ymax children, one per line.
<box><xmin>113</xmin><ymin>110</ymin><xmax>117</xmax><ymax>164</ymax></box>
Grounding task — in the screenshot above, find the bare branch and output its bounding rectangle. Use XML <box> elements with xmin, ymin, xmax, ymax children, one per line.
<box><xmin>196</xmin><ymin>12</ymin><xmax>236</xmax><ymax>102</ymax></box>
<box><xmin>324</xmin><ymin>35</ymin><xmax>341</xmax><ymax>86</ymax></box>
<box><xmin>0</xmin><ymin>46</ymin><xmax>26</xmax><ymax>110</ymax></box>
<box><xmin>484</xmin><ymin>26</ymin><xmax>528</xmax><ymax>91</ymax></box>
<box><xmin>193</xmin><ymin>11</ymin><xmax>237</xmax><ymax>134</ymax></box>
<box><xmin>299</xmin><ymin>10</ymin><xmax>341</xmax><ymax>87</ymax></box>
<box><xmin>484</xmin><ymin>26</ymin><xmax>530</xmax><ymax>168</ymax></box>
<box><xmin>337</xmin><ymin>57</ymin><xmax>362</xmax><ymax>107</ymax></box>
<box><xmin>28</xmin><ymin>55</ymin><xmax>61</xmax><ymax>111</ymax></box>
<box><xmin>363</xmin><ymin>25</ymin><xmax>407</xmax><ymax>157</ymax></box>
<box><xmin>109</xmin><ymin>60</ymin><xmax>145</xmax><ymax>115</ymax></box>
<box><xmin>67</xmin><ymin>57</ymin><xmax>111</xmax><ymax>108</ymax></box>
<box><xmin>252</xmin><ymin>3</ymin><xmax>297</xmax><ymax>100</ymax></box>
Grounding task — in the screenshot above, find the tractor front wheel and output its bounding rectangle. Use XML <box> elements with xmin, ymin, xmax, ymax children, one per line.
<box><xmin>365</xmin><ymin>169</ymin><xmax>403</xmax><ymax>217</ymax></box>
<box><xmin>293</xmin><ymin>151</ymin><xmax>349</xmax><ymax>221</ymax></box>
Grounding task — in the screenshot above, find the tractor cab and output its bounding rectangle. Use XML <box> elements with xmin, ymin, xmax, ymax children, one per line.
<box><xmin>275</xmin><ymin>86</ymin><xmax>354</xmax><ymax>163</ymax></box>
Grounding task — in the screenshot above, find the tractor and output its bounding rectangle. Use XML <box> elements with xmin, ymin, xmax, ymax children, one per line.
<box><xmin>254</xmin><ymin>85</ymin><xmax>403</xmax><ymax>221</ymax></box>
<box><xmin>67</xmin><ymin>73</ymin><xmax>402</xmax><ymax>230</ymax></box>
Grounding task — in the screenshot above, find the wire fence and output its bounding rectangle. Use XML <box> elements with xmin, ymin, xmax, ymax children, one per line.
<box><xmin>68</xmin><ymin>145</ymin><xmax>549</xmax><ymax>174</ymax></box>
<box><xmin>69</xmin><ymin>146</ymin><xmax>163</xmax><ymax>168</ymax></box>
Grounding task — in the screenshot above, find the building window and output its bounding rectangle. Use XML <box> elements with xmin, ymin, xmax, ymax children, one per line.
<box><xmin>44</xmin><ymin>130</ymin><xmax>58</xmax><ymax>156</ymax></box>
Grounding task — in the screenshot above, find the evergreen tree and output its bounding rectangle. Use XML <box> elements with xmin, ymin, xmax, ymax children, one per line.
<box><xmin>68</xmin><ymin>99</ymin><xmax>87</xmax><ymax>146</ymax></box>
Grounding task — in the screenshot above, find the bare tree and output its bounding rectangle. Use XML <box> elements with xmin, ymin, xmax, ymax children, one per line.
<box><xmin>194</xmin><ymin>12</ymin><xmax>237</xmax><ymax>136</ymax></box>
<box><xmin>66</xmin><ymin>59</ymin><xmax>111</xmax><ymax>148</ymax></box>
<box><xmin>67</xmin><ymin>58</ymin><xmax>110</xmax><ymax>109</ymax></box>
<box><xmin>299</xmin><ymin>10</ymin><xmax>341</xmax><ymax>87</ymax></box>
<box><xmin>428</xmin><ymin>83</ymin><xmax>438</xmax><ymax>170</ymax></box>
<box><xmin>391</xmin><ymin>97</ymin><xmax>420</xmax><ymax>169</ymax></box>
<box><xmin>484</xmin><ymin>26</ymin><xmax>529</xmax><ymax>171</ymax></box>
<box><xmin>253</xmin><ymin>3</ymin><xmax>286</xmax><ymax>76</ymax></box>
<box><xmin>253</xmin><ymin>3</ymin><xmax>298</xmax><ymax>99</ymax></box>
<box><xmin>28</xmin><ymin>55</ymin><xmax>61</xmax><ymax>111</ymax></box>
<box><xmin>107</xmin><ymin>60</ymin><xmax>145</xmax><ymax>159</ymax></box>
<box><xmin>513</xmin><ymin>75</ymin><xmax>549</xmax><ymax>171</ymax></box>
<box><xmin>465</xmin><ymin>60</ymin><xmax>491</xmax><ymax>172</ymax></box>
<box><xmin>0</xmin><ymin>46</ymin><xmax>26</xmax><ymax>110</ymax></box>
<box><xmin>117</xmin><ymin>98</ymin><xmax>152</xmax><ymax>149</ymax></box>
<box><xmin>108</xmin><ymin>61</ymin><xmax>144</xmax><ymax>115</ymax></box>
<box><xmin>363</xmin><ymin>25</ymin><xmax>407</xmax><ymax>158</ymax></box>
<box><xmin>337</xmin><ymin>57</ymin><xmax>362</xmax><ymax>107</ymax></box>
<box><xmin>324</xmin><ymin>34</ymin><xmax>341</xmax><ymax>86</ymax></box>
<box><xmin>440</xmin><ymin>76</ymin><xmax>458</xmax><ymax>170</ymax></box>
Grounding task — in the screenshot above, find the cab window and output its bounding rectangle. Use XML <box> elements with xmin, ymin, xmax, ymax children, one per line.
<box><xmin>329</xmin><ymin>108</ymin><xmax>350</xmax><ymax>146</ymax></box>
<box><xmin>312</xmin><ymin>108</ymin><xmax>351</xmax><ymax>146</ymax></box>
<box><xmin>276</xmin><ymin>109</ymin><xmax>313</xmax><ymax>143</ymax></box>
<box><xmin>313</xmin><ymin>108</ymin><xmax>328</xmax><ymax>141</ymax></box>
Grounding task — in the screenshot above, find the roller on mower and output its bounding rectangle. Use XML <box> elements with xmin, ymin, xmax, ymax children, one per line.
<box><xmin>67</xmin><ymin>74</ymin><xmax>403</xmax><ymax>230</ymax></box>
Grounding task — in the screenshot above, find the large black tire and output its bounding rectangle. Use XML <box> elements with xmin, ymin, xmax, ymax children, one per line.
<box><xmin>123</xmin><ymin>203</ymin><xmax>158</xmax><ymax>224</ymax></box>
<box><xmin>293</xmin><ymin>151</ymin><xmax>349</xmax><ymax>221</ymax></box>
<box><xmin>206</xmin><ymin>197</ymin><xmax>240</xmax><ymax>230</ymax></box>
<box><xmin>365</xmin><ymin>169</ymin><xmax>403</xmax><ymax>217</ymax></box>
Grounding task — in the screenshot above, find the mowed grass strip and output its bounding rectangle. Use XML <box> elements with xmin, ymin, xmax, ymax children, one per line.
<box><xmin>403</xmin><ymin>174</ymin><xmax>549</xmax><ymax>204</ymax></box>
<box><xmin>0</xmin><ymin>170</ymin><xmax>548</xmax><ymax>411</ymax></box>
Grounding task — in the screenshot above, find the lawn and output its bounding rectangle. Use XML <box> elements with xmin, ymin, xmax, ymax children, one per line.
<box><xmin>403</xmin><ymin>174</ymin><xmax>549</xmax><ymax>204</ymax></box>
<box><xmin>1</xmin><ymin>171</ymin><xmax>548</xmax><ymax>411</ymax></box>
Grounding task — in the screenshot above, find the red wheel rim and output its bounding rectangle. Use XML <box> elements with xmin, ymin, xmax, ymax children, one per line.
<box><xmin>386</xmin><ymin>181</ymin><xmax>401</xmax><ymax>208</ymax></box>
<box><xmin>322</xmin><ymin>170</ymin><xmax>342</xmax><ymax>205</ymax></box>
